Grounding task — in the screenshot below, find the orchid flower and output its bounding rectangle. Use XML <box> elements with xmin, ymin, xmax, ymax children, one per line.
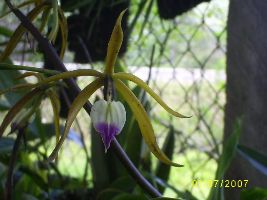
<box><xmin>1</xmin><ymin>10</ymin><xmax>188</xmax><ymax>167</ymax></box>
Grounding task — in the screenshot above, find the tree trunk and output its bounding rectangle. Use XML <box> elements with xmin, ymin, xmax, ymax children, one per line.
<box><xmin>225</xmin><ymin>0</ymin><xmax>267</xmax><ymax>199</ymax></box>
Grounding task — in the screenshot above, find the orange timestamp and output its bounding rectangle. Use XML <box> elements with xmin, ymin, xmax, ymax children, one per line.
<box><xmin>192</xmin><ymin>179</ymin><xmax>248</xmax><ymax>188</ymax></box>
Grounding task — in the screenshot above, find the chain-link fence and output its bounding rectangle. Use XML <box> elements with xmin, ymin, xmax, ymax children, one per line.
<box><xmin>40</xmin><ymin>0</ymin><xmax>228</xmax><ymax>199</ymax></box>
<box><xmin>57</xmin><ymin>0</ymin><xmax>228</xmax><ymax>199</ymax></box>
<box><xmin>122</xmin><ymin>0</ymin><xmax>228</xmax><ymax>198</ymax></box>
<box><xmin>0</xmin><ymin>0</ymin><xmax>228</xmax><ymax>199</ymax></box>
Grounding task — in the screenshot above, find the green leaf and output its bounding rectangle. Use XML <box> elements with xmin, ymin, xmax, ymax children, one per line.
<box><xmin>207</xmin><ymin>120</ymin><xmax>241</xmax><ymax>200</ymax></box>
<box><xmin>155</xmin><ymin>126</ymin><xmax>175</xmax><ymax>194</ymax></box>
<box><xmin>240</xmin><ymin>187</ymin><xmax>267</xmax><ymax>200</ymax></box>
<box><xmin>237</xmin><ymin>145</ymin><xmax>267</xmax><ymax>176</ymax></box>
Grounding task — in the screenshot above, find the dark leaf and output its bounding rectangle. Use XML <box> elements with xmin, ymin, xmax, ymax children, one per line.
<box><xmin>238</xmin><ymin>145</ymin><xmax>267</xmax><ymax>176</ymax></box>
<box><xmin>155</xmin><ymin>126</ymin><xmax>175</xmax><ymax>194</ymax></box>
<box><xmin>240</xmin><ymin>187</ymin><xmax>267</xmax><ymax>200</ymax></box>
<box><xmin>0</xmin><ymin>137</ymin><xmax>15</xmax><ymax>154</ymax></box>
<box><xmin>208</xmin><ymin>120</ymin><xmax>241</xmax><ymax>200</ymax></box>
<box><xmin>19</xmin><ymin>165</ymin><xmax>48</xmax><ymax>191</ymax></box>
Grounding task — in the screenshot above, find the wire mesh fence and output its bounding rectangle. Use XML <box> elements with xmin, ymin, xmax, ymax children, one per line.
<box><xmin>121</xmin><ymin>0</ymin><xmax>228</xmax><ymax>198</ymax></box>
<box><xmin>0</xmin><ymin>0</ymin><xmax>228</xmax><ymax>199</ymax></box>
<box><xmin>56</xmin><ymin>0</ymin><xmax>228</xmax><ymax>199</ymax></box>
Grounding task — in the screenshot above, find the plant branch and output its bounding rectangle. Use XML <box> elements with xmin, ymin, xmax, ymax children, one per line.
<box><xmin>5</xmin><ymin>126</ymin><xmax>26</xmax><ymax>200</ymax></box>
<box><xmin>4</xmin><ymin>1</ymin><xmax>161</xmax><ymax>197</ymax></box>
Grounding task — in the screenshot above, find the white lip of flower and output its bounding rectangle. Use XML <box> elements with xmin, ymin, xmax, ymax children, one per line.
<box><xmin>90</xmin><ymin>99</ymin><xmax>126</xmax><ymax>152</ymax></box>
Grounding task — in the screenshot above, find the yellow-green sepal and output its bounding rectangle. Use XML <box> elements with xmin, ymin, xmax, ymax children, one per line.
<box><xmin>48</xmin><ymin>78</ymin><xmax>104</xmax><ymax>161</ymax></box>
<box><xmin>0</xmin><ymin>2</ymin><xmax>50</xmax><ymax>61</ymax></box>
<box><xmin>114</xmin><ymin>79</ymin><xmax>183</xmax><ymax>167</ymax></box>
<box><xmin>0</xmin><ymin>83</ymin><xmax>34</xmax><ymax>96</ymax></box>
<box><xmin>28</xmin><ymin>69</ymin><xmax>103</xmax><ymax>89</ymax></box>
<box><xmin>113</xmin><ymin>72</ymin><xmax>189</xmax><ymax>118</ymax></box>
<box><xmin>104</xmin><ymin>10</ymin><xmax>127</xmax><ymax>75</ymax></box>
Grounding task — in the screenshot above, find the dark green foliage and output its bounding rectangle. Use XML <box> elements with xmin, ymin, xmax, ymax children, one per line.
<box><xmin>237</xmin><ymin>145</ymin><xmax>267</xmax><ymax>176</ymax></box>
<box><xmin>155</xmin><ymin>126</ymin><xmax>175</xmax><ymax>194</ymax></box>
<box><xmin>240</xmin><ymin>187</ymin><xmax>267</xmax><ymax>200</ymax></box>
<box><xmin>0</xmin><ymin>69</ymin><xmax>25</xmax><ymax>106</ymax></box>
<box><xmin>91</xmin><ymin>116</ymin><xmax>113</xmax><ymax>192</ymax></box>
<box><xmin>208</xmin><ymin>120</ymin><xmax>241</xmax><ymax>200</ymax></box>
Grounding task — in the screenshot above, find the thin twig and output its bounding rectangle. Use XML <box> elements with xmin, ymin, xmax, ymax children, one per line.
<box><xmin>5</xmin><ymin>126</ymin><xmax>26</xmax><ymax>200</ymax></box>
<box><xmin>111</xmin><ymin>139</ymin><xmax>161</xmax><ymax>197</ymax></box>
<box><xmin>4</xmin><ymin>1</ymin><xmax>161</xmax><ymax>197</ymax></box>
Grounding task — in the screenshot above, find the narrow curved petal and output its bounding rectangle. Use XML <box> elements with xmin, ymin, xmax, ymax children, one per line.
<box><xmin>104</xmin><ymin>10</ymin><xmax>127</xmax><ymax>75</ymax></box>
<box><xmin>114</xmin><ymin>79</ymin><xmax>183</xmax><ymax>167</ymax></box>
<box><xmin>16</xmin><ymin>72</ymin><xmax>44</xmax><ymax>81</ymax></box>
<box><xmin>90</xmin><ymin>100</ymin><xmax>126</xmax><ymax>151</ymax></box>
<box><xmin>0</xmin><ymin>3</ymin><xmax>49</xmax><ymax>61</ymax></box>
<box><xmin>48</xmin><ymin>78</ymin><xmax>104</xmax><ymax>161</ymax></box>
<box><xmin>28</xmin><ymin>69</ymin><xmax>104</xmax><ymax>89</ymax></box>
<box><xmin>113</xmin><ymin>72</ymin><xmax>190</xmax><ymax>118</ymax></box>
<box><xmin>58</xmin><ymin>7</ymin><xmax>68</xmax><ymax>59</ymax></box>
<box><xmin>47</xmin><ymin>90</ymin><xmax>61</xmax><ymax>158</ymax></box>
<box><xmin>0</xmin><ymin>83</ymin><xmax>34</xmax><ymax>96</ymax></box>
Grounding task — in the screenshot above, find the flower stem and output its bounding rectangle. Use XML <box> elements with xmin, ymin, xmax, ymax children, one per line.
<box><xmin>5</xmin><ymin>126</ymin><xmax>26</xmax><ymax>200</ymax></box>
<box><xmin>4</xmin><ymin>1</ymin><xmax>162</xmax><ymax>197</ymax></box>
<box><xmin>111</xmin><ymin>139</ymin><xmax>162</xmax><ymax>197</ymax></box>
